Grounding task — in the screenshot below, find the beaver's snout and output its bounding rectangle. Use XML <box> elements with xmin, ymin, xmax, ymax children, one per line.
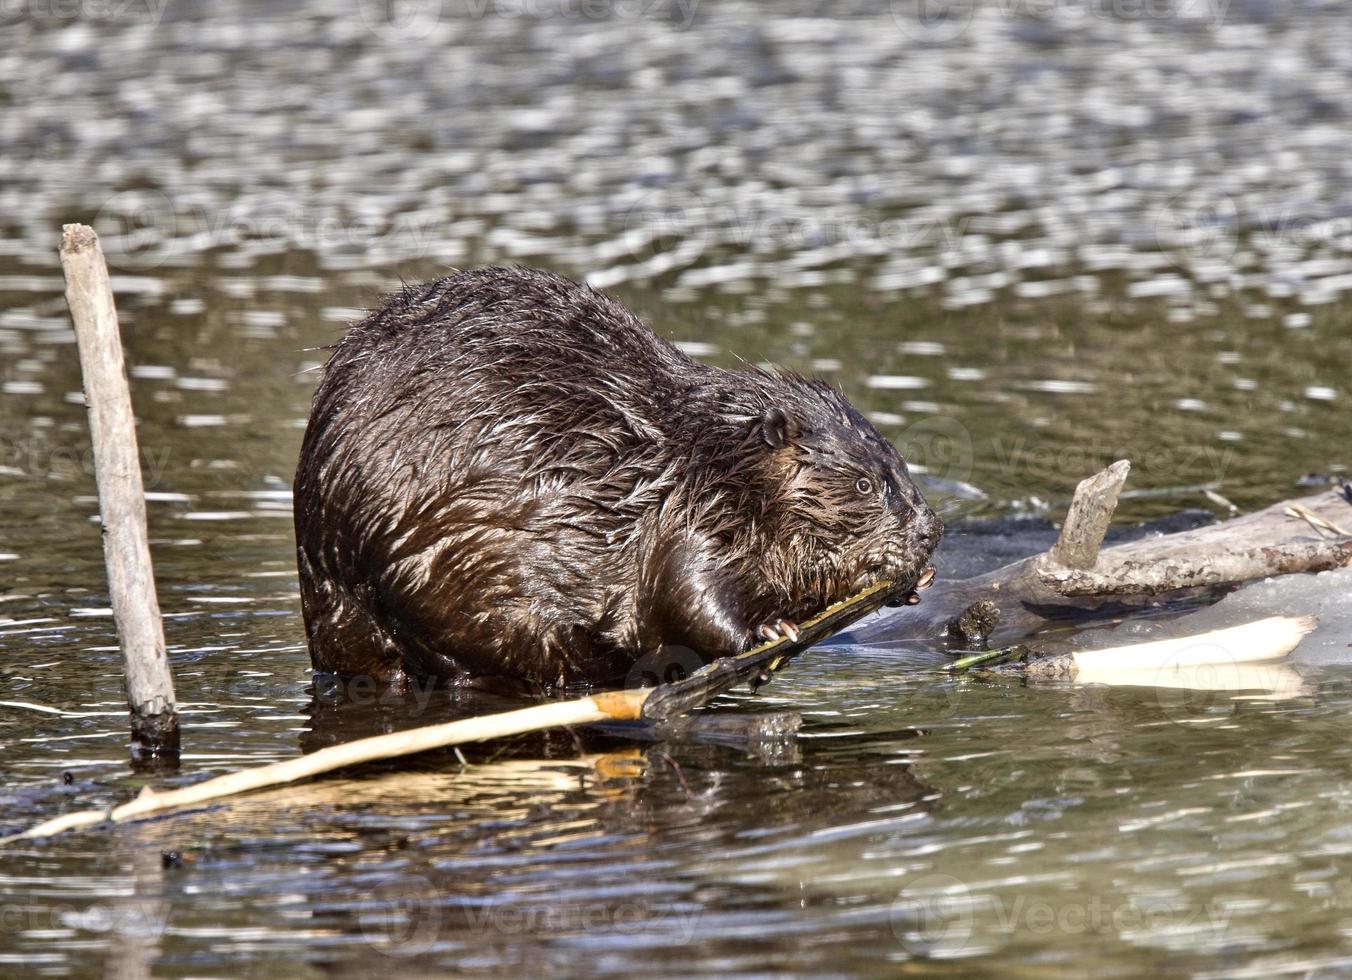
<box><xmin>888</xmin><ymin>502</ymin><xmax>943</xmax><ymax>589</ymax></box>
<box><xmin>875</xmin><ymin>505</ymin><xmax>944</xmax><ymax>605</ymax></box>
<box><xmin>914</xmin><ymin>507</ymin><xmax>944</xmax><ymax>554</ymax></box>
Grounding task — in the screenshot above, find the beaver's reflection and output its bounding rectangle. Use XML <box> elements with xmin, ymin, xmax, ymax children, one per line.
<box><xmin>297</xmin><ymin>672</ymin><xmax>936</xmax><ymax>831</ymax></box>
<box><xmin>286</xmin><ymin>680</ymin><xmax>938</xmax><ymax>969</ymax></box>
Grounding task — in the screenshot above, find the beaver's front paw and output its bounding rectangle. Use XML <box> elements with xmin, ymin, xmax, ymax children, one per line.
<box><xmin>757</xmin><ymin>618</ymin><xmax>800</xmax><ymax>643</ymax></box>
<box><xmin>750</xmin><ymin>618</ymin><xmax>801</xmax><ymax>692</ymax></box>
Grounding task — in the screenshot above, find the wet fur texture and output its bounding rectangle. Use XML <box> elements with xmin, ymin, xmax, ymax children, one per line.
<box><xmin>294</xmin><ymin>267</ymin><xmax>942</xmax><ymax>688</ymax></box>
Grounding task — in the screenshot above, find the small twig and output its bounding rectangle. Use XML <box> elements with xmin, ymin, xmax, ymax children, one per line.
<box><xmin>655</xmin><ymin>750</ymin><xmax>693</xmax><ymax>799</ymax></box>
<box><xmin>1285</xmin><ymin>503</ymin><xmax>1349</xmax><ymax>539</ymax></box>
<box><xmin>1204</xmin><ymin>488</ymin><xmax>1239</xmax><ymax>513</ymax></box>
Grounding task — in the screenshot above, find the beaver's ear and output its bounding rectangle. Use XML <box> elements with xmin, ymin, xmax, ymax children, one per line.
<box><xmin>760</xmin><ymin>406</ymin><xmax>799</xmax><ymax>450</ymax></box>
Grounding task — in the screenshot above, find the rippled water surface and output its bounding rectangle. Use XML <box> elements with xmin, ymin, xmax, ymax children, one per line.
<box><xmin>2</xmin><ymin>2</ymin><xmax>1352</xmax><ymax>976</ymax></box>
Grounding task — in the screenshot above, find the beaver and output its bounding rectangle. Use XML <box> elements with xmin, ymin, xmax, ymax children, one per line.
<box><xmin>294</xmin><ymin>267</ymin><xmax>943</xmax><ymax>689</ymax></box>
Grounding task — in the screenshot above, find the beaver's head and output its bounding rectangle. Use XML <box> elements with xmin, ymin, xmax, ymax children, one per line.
<box><xmin>751</xmin><ymin>376</ymin><xmax>943</xmax><ymax>608</ymax></box>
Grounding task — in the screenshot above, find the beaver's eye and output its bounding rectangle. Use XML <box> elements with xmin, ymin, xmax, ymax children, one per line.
<box><xmin>855</xmin><ymin>477</ymin><xmax>873</xmax><ymax>495</ymax></box>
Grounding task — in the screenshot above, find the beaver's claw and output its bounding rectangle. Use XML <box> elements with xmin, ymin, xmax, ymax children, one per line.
<box><xmin>757</xmin><ymin>618</ymin><xmax>800</xmax><ymax>643</ymax></box>
<box><xmin>750</xmin><ymin>619</ymin><xmax>800</xmax><ymax>692</ymax></box>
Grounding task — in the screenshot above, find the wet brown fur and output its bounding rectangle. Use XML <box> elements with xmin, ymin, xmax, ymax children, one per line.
<box><xmin>294</xmin><ymin>267</ymin><xmax>942</xmax><ymax>688</ymax></box>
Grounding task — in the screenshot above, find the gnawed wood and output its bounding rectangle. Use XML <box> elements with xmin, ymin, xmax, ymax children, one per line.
<box><xmin>1048</xmin><ymin>459</ymin><xmax>1130</xmax><ymax>569</ymax></box>
<box><xmin>1</xmin><ymin>582</ymin><xmax>900</xmax><ymax>843</ymax></box>
<box><xmin>1</xmin><ymin>691</ymin><xmax>649</xmax><ymax>843</ymax></box>
<box><xmin>953</xmin><ymin>615</ymin><xmax>1315</xmax><ymax>687</ymax></box>
<box><xmin>852</xmin><ymin>480</ymin><xmax>1352</xmax><ymax>648</ymax></box>
<box><xmin>980</xmin><ymin>616</ymin><xmax>1314</xmax><ymax>699</ymax></box>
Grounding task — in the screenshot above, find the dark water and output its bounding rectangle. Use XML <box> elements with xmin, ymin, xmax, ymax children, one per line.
<box><xmin>3</xmin><ymin>2</ymin><xmax>1352</xmax><ymax>976</ymax></box>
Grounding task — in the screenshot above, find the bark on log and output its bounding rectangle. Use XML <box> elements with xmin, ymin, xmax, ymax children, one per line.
<box><xmin>852</xmin><ymin>472</ymin><xmax>1352</xmax><ymax>648</ymax></box>
<box><xmin>60</xmin><ymin>224</ymin><xmax>178</xmax><ymax>759</ymax></box>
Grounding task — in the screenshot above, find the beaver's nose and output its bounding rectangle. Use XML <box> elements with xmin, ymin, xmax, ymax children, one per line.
<box><xmin>915</xmin><ymin>509</ymin><xmax>944</xmax><ymax>550</ymax></box>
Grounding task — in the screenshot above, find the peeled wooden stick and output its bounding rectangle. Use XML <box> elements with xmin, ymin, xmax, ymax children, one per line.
<box><xmin>1001</xmin><ymin>614</ymin><xmax>1317</xmax><ymax>694</ymax></box>
<box><xmin>1070</xmin><ymin>615</ymin><xmax>1316</xmax><ymax>673</ymax></box>
<box><xmin>1070</xmin><ymin>616</ymin><xmax>1315</xmax><ymax>697</ymax></box>
<box><xmin>3</xmin><ymin>581</ymin><xmax>902</xmax><ymax>844</ymax></box>
<box><xmin>60</xmin><ymin>224</ymin><xmax>177</xmax><ymax>758</ymax></box>
<box><xmin>1</xmin><ymin>689</ymin><xmax>651</xmax><ymax>843</ymax></box>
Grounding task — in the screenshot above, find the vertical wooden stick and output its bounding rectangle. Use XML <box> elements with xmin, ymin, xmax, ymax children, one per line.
<box><xmin>1048</xmin><ymin>459</ymin><xmax>1131</xmax><ymax>570</ymax></box>
<box><xmin>59</xmin><ymin>223</ymin><xmax>179</xmax><ymax>759</ymax></box>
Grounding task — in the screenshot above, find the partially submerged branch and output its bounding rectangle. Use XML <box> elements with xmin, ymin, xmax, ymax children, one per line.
<box><xmin>1</xmin><ymin>581</ymin><xmax>903</xmax><ymax>843</ymax></box>
<box><xmin>2</xmin><ymin>691</ymin><xmax>650</xmax><ymax>843</ymax></box>
<box><xmin>854</xmin><ymin>466</ymin><xmax>1352</xmax><ymax>647</ymax></box>
<box><xmin>60</xmin><ymin>224</ymin><xmax>177</xmax><ymax>759</ymax></box>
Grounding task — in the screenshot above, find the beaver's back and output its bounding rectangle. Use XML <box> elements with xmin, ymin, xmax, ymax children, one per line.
<box><xmin>336</xmin><ymin>267</ymin><xmax>685</xmax><ymax>430</ymax></box>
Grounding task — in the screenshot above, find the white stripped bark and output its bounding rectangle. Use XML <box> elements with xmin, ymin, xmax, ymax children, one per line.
<box><xmin>59</xmin><ymin>224</ymin><xmax>177</xmax><ymax>756</ymax></box>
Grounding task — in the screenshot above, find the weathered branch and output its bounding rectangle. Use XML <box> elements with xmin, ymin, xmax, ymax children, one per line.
<box><xmin>1</xmin><ymin>691</ymin><xmax>650</xmax><ymax>843</ymax></box>
<box><xmin>853</xmin><ymin>471</ymin><xmax>1352</xmax><ymax>648</ymax></box>
<box><xmin>60</xmin><ymin>224</ymin><xmax>178</xmax><ymax>759</ymax></box>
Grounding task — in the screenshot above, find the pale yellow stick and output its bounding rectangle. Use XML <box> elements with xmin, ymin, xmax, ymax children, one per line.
<box><xmin>3</xmin><ymin>689</ymin><xmax>649</xmax><ymax>843</ymax></box>
<box><xmin>1071</xmin><ymin>615</ymin><xmax>1316</xmax><ymax>673</ymax></box>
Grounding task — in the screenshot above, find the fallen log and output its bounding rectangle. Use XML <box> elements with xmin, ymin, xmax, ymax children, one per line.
<box><xmin>851</xmin><ymin>463</ymin><xmax>1352</xmax><ymax>648</ymax></box>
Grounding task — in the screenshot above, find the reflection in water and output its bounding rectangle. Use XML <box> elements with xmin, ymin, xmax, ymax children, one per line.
<box><xmin>118</xmin><ymin>704</ymin><xmax>938</xmax><ymax>974</ymax></box>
